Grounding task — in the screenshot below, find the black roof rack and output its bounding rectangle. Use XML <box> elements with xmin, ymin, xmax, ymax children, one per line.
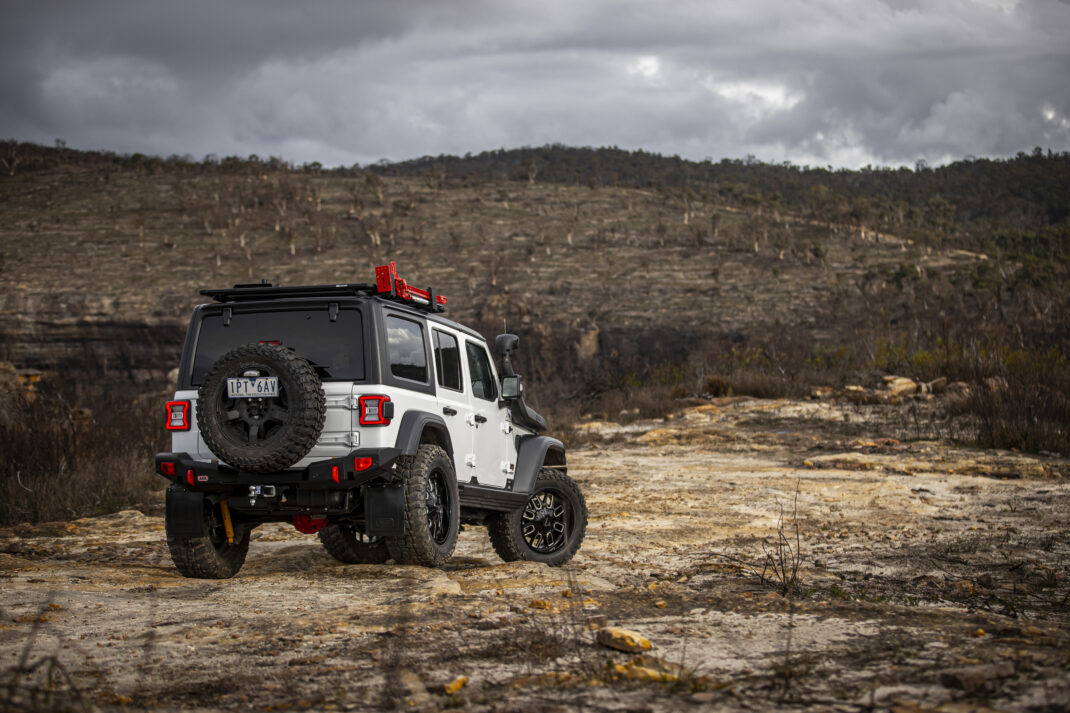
<box><xmin>201</xmin><ymin>263</ymin><xmax>448</xmax><ymax>313</ymax></box>
<box><xmin>200</xmin><ymin>283</ymin><xmax>377</xmax><ymax>303</ymax></box>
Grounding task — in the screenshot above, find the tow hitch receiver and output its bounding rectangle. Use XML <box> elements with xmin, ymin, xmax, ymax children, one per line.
<box><xmin>248</xmin><ymin>485</ymin><xmax>276</xmax><ymax>507</ymax></box>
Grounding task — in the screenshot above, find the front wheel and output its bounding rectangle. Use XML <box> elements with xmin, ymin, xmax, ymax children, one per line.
<box><xmin>385</xmin><ymin>444</ymin><xmax>459</xmax><ymax>567</ymax></box>
<box><xmin>487</xmin><ymin>468</ymin><xmax>587</xmax><ymax>566</ymax></box>
<box><xmin>165</xmin><ymin>487</ymin><xmax>250</xmax><ymax>579</ymax></box>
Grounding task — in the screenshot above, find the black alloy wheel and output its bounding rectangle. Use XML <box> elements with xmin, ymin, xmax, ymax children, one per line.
<box><xmin>426</xmin><ymin>467</ymin><xmax>453</xmax><ymax>545</ymax></box>
<box><xmin>521</xmin><ymin>490</ymin><xmax>571</xmax><ymax>553</ymax></box>
<box><xmin>486</xmin><ymin>468</ymin><xmax>588</xmax><ymax>567</ymax></box>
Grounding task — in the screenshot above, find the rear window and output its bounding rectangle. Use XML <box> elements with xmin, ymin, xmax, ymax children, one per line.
<box><xmin>190</xmin><ymin>306</ymin><xmax>364</xmax><ymax>385</ymax></box>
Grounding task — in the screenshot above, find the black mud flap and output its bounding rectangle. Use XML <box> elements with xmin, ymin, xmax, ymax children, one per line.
<box><xmin>165</xmin><ymin>487</ymin><xmax>209</xmax><ymax>540</ymax></box>
<box><xmin>364</xmin><ymin>483</ymin><xmax>404</xmax><ymax>537</ymax></box>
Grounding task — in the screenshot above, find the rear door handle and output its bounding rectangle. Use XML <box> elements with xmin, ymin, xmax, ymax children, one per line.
<box><xmin>474</xmin><ymin>415</ymin><xmax>487</xmax><ymax>424</ymax></box>
<box><xmin>443</xmin><ymin>407</ymin><xmax>458</xmax><ymax>416</ymax></box>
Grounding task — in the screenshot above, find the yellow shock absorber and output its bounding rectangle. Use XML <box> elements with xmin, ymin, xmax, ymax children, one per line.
<box><xmin>219</xmin><ymin>500</ymin><xmax>235</xmax><ymax>544</ymax></box>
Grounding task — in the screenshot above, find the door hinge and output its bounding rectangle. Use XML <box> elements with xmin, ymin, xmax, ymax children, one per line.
<box><xmin>319</xmin><ymin>432</ymin><xmax>359</xmax><ymax>447</ymax></box>
<box><xmin>501</xmin><ymin>421</ymin><xmax>512</xmax><ymax>434</ymax></box>
<box><xmin>464</xmin><ymin>454</ymin><xmax>477</xmax><ymax>468</ymax></box>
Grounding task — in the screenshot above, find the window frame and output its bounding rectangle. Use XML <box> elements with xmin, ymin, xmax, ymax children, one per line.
<box><xmin>465</xmin><ymin>339</ymin><xmax>499</xmax><ymax>402</ymax></box>
<box><xmin>375</xmin><ymin>307</ymin><xmax>436</xmax><ymax>396</ymax></box>
<box><xmin>432</xmin><ymin>328</ymin><xmax>464</xmax><ymax>393</ymax></box>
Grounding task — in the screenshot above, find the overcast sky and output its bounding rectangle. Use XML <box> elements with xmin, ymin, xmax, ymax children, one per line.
<box><xmin>1</xmin><ymin>0</ymin><xmax>1068</xmax><ymax>168</ymax></box>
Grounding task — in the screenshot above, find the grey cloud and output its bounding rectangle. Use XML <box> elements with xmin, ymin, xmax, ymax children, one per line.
<box><xmin>0</xmin><ymin>0</ymin><xmax>1067</xmax><ymax>168</ymax></box>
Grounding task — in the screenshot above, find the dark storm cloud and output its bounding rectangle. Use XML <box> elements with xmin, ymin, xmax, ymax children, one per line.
<box><xmin>1</xmin><ymin>0</ymin><xmax>1067</xmax><ymax>167</ymax></box>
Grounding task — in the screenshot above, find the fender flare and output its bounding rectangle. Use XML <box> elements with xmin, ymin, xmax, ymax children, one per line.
<box><xmin>512</xmin><ymin>435</ymin><xmax>566</xmax><ymax>495</ymax></box>
<box><xmin>393</xmin><ymin>410</ymin><xmax>454</xmax><ymax>460</ymax></box>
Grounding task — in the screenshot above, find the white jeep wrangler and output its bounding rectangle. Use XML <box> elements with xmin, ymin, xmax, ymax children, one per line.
<box><xmin>155</xmin><ymin>263</ymin><xmax>586</xmax><ymax>578</ymax></box>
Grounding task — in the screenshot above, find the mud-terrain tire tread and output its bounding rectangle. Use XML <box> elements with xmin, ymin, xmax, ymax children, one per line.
<box><xmin>165</xmin><ymin>488</ymin><xmax>250</xmax><ymax>579</ymax></box>
<box><xmin>385</xmin><ymin>444</ymin><xmax>459</xmax><ymax>567</ymax></box>
<box><xmin>197</xmin><ymin>342</ymin><xmax>326</xmax><ymax>473</ymax></box>
<box><xmin>487</xmin><ymin>468</ymin><xmax>587</xmax><ymax>567</ymax></box>
<box><xmin>318</xmin><ymin>524</ymin><xmax>390</xmax><ymax>564</ymax></box>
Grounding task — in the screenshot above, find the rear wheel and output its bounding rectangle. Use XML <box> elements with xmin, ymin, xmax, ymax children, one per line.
<box><xmin>487</xmin><ymin>469</ymin><xmax>587</xmax><ymax>566</ymax></box>
<box><xmin>165</xmin><ymin>487</ymin><xmax>249</xmax><ymax>579</ymax></box>
<box><xmin>318</xmin><ymin>524</ymin><xmax>390</xmax><ymax>564</ymax></box>
<box><xmin>385</xmin><ymin>444</ymin><xmax>459</xmax><ymax>567</ymax></box>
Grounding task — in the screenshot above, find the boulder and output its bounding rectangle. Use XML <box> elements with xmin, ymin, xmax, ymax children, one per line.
<box><xmin>596</xmin><ymin>627</ymin><xmax>652</xmax><ymax>653</ymax></box>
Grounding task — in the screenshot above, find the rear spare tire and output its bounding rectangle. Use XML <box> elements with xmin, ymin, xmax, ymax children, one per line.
<box><xmin>197</xmin><ymin>343</ymin><xmax>326</xmax><ymax>473</ymax></box>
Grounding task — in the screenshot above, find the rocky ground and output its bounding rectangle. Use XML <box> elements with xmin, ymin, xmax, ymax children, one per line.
<box><xmin>2</xmin><ymin>397</ymin><xmax>1068</xmax><ymax>713</ymax></box>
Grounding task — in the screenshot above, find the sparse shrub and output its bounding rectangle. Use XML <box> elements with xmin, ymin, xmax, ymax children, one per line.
<box><xmin>960</xmin><ymin>347</ymin><xmax>1070</xmax><ymax>455</ymax></box>
<box><xmin>702</xmin><ymin>375</ymin><xmax>731</xmax><ymax>397</ymax></box>
<box><xmin>729</xmin><ymin>370</ymin><xmax>791</xmax><ymax>399</ymax></box>
<box><xmin>0</xmin><ymin>376</ymin><xmax>168</xmax><ymax>525</ymax></box>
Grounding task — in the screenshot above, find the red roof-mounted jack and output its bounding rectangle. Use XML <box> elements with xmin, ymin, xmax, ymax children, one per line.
<box><xmin>375</xmin><ymin>262</ymin><xmax>447</xmax><ymax>313</ymax></box>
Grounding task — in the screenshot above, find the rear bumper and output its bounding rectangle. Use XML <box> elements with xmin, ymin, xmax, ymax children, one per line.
<box><xmin>156</xmin><ymin>449</ymin><xmax>401</xmax><ymax>519</ymax></box>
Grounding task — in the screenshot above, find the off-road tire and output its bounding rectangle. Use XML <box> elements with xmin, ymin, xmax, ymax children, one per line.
<box><xmin>385</xmin><ymin>444</ymin><xmax>459</xmax><ymax>567</ymax></box>
<box><xmin>165</xmin><ymin>487</ymin><xmax>250</xmax><ymax>579</ymax></box>
<box><xmin>318</xmin><ymin>524</ymin><xmax>390</xmax><ymax>564</ymax></box>
<box><xmin>487</xmin><ymin>468</ymin><xmax>587</xmax><ymax>566</ymax></box>
<box><xmin>197</xmin><ymin>343</ymin><xmax>326</xmax><ymax>473</ymax></box>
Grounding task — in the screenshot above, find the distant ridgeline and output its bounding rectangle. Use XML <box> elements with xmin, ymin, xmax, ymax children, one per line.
<box><xmin>3</xmin><ymin>139</ymin><xmax>1068</xmax><ymax>257</ymax></box>
<box><xmin>369</xmin><ymin>145</ymin><xmax>1070</xmax><ymax>253</ymax></box>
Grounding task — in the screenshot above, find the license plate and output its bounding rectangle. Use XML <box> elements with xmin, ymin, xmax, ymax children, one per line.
<box><xmin>226</xmin><ymin>377</ymin><xmax>279</xmax><ymax>398</ymax></box>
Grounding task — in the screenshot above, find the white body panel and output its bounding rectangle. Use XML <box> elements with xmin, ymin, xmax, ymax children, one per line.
<box><xmin>461</xmin><ymin>338</ymin><xmax>514</xmax><ymax>488</ymax></box>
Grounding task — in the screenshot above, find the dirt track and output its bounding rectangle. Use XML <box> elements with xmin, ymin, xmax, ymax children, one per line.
<box><xmin>2</xmin><ymin>398</ymin><xmax>1069</xmax><ymax>712</ymax></box>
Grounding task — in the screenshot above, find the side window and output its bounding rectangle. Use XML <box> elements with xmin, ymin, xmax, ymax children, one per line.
<box><xmin>465</xmin><ymin>341</ymin><xmax>498</xmax><ymax>401</ymax></box>
<box><xmin>386</xmin><ymin>315</ymin><xmax>428</xmax><ymax>383</ymax></box>
<box><xmin>432</xmin><ymin>329</ymin><xmax>462</xmax><ymax>391</ymax></box>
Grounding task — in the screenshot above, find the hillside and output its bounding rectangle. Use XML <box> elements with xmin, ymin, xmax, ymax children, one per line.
<box><xmin>2</xmin><ymin>141</ymin><xmax>1067</xmax><ymax>381</ymax></box>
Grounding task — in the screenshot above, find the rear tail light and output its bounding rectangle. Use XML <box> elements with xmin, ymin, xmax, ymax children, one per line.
<box><xmin>165</xmin><ymin>401</ymin><xmax>190</xmax><ymax>431</ymax></box>
<box><xmin>160</xmin><ymin>462</ymin><xmax>176</xmax><ymax>477</ymax></box>
<box><xmin>331</xmin><ymin>465</ymin><xmax>340</xmax><ymax>484</ymax></box>
<box><xmin>358</xmin><ymin>395</ymin><xmax>392</xmax><ymax>426</ymax></box>
<box><xmin>354</xmin><ymin>457</ymin><xmax>373</xmax><ymax>472</ymax></box>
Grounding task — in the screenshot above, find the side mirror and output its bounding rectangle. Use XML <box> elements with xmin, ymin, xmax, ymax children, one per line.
<box><xmin>501</xmin><ymin>374</ymin><xmax>522</xmax><ymax>400</ymax></box>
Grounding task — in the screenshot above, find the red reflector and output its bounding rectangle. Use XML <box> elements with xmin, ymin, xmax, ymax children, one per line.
<box><xmin>186</xmin><ymin>469</ymin><xmax>195</xmax><ymax>487</ymax></box>
<box><xmin>354</xmin><ymin>457</ymin><xmax>373</xmax><ymax>472</ymax></box>
<box><xmin>165</xmin><ymin>401</ymin><xmax>190</xmax><ymax>431</ymax></box>
<box><xmin>259</xmin><ymin>340</ymin><xmax>281</xmax><ymax>345</ymax></box>
<box><xmin>160</xmin><ymin>462</ymin><xmax>176</xmax><ymax>477</ymax></box>
<box><xmin>331</xmin><ymin>465</ymin><xmax>340</xmax><ymax>484</ymax></box>
<box><xmin>358</xmin><ymin>395</ymin><xmax>391</xmax><ymax>426</ymax></box>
